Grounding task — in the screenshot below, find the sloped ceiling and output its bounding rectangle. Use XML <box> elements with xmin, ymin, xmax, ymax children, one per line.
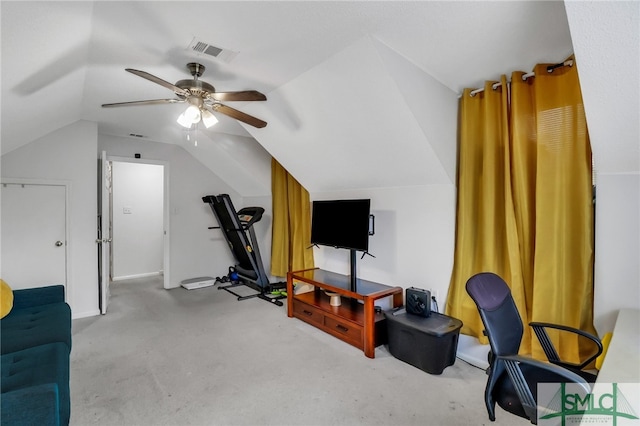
<box><xmin>4</xmin><ymin>1</ymin><xmax>632</xmax><ymax>197</ymax></box>
<box><xmin>245</xmin><ymin>36</ymin><xmax>455</xmax><ymax>192</ymax></box>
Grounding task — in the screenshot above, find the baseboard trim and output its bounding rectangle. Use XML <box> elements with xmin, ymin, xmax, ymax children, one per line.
<box><xmin>456</xmin><ymin>334</ymin><xmax>490</xmax><ymax>370</ymax></box>
<box><xmin>113</xmin><ymin>272</ymin><xmax>161</xmax><ymax>281</ymax></box>
<box><xmin>73</xmin><ymin>309</ymin><xmax>101</xmax><ymax>319</ymax></box>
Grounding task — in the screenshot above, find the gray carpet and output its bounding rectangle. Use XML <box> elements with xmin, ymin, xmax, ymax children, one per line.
<box><xmin>70</xmin><ymin>277</ymin><xmax>529</xmax><ymax>425</ymax></box>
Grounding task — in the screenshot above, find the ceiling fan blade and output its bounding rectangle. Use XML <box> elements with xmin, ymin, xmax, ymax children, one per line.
<box><xmin>102</xmin><ymin>99</ymin><xmax>184</xmax><ymax>107</ymax></box>
<box><xmin>208</xmin><ymin>90</ymin><xmax>267</xmax><ymax>102</ymax></box>
<box><xmin>125</xmin><ymin>68</ymin><xmax>190</xmax><ymax>97</ymax></box>
<box><xmin>212</xmin><ymin>104</ymin><xmax>267</xmax><ymax>128</ymax></box>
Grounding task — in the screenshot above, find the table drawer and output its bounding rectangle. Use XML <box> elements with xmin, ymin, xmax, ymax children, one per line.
<box><xmin>324</xmin><ymin>316</ymin><xmax>362</xmax><ymax>346</ymax></box>
<box><xmin>293</xmin><ymin>301</ymin><xmax>324</xmax><ymax>326</ymax></box>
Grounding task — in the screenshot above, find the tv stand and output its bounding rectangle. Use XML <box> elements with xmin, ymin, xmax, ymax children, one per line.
<box><xmin>287</xmin><ymin>268</ymin><xmax>403</xmax><ymax>358</ymax></box>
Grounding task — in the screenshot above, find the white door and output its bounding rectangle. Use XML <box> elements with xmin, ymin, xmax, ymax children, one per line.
<box><xmin>0</xmin><ymin>182</ymin><xmax>67</xmax><ymax>290</ymax></box>
<box><xmin>98</xmin><ymin>151</ymin><xmax>112</xmax><ymax>314</ymax></box>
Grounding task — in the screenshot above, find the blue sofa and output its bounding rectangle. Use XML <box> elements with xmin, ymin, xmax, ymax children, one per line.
<box><xmin>1</xmin><ymin>285</ymin><xmax>72</xmax><ymax>426</ymax></box>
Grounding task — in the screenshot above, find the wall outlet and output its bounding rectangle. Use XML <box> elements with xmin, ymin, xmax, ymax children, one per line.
<box><xmin>430</xmin><ymin>289</ymin><xmax>439</xmax><ymax>313</ymax></box>
<box><xmin>123</xmin><ymin>206</ymin><xmax>132</xmax><ymax>214</ymax></box>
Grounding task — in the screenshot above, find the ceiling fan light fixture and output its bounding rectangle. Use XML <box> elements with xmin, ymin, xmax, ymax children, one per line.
<box><xmin>177</xmin><ymin>104</ymin><xmax>204</xmax><ymax>128</ymax></box>
<box><xmin>201</xmin><ymin>109</ymin><xmax>218</xmax><ymax>128</ymax></box>
<box><xmin>176</xmin><ymin>111</ymin><xmax>192</xmax><ymax>128</ymax></box>
<box><xmin>184</xmin><ymin>105</ymin><xmax>201</xmax><ymax>123</ymax></box>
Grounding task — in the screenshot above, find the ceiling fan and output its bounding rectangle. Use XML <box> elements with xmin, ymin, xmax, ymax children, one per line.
<box><xmin>102</xmin><ymin>62</ymin><xmax>267</xmax><ymax>128</ymax></box>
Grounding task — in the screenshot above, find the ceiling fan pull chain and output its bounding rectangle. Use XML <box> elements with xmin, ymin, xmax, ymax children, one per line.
<box><xmin>194</xmin><ymin>123</ymin><xmax>198</xmax><ymax>147</ymax></box>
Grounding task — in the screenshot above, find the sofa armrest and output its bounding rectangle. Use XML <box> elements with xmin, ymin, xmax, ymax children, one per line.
<box><xmin>1</xmin><ymin>383</ymin><xmax>60</xmax><ymax>426</ymax></box>
<box><xmin>12</xmin><ymin>285</ymin><xmax>65</xmax><ymax>310</ymax></box>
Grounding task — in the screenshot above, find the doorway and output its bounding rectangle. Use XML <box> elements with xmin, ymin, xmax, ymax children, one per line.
<box><xmin>100</xmin><ymin>156</ymin><xmax>170</xmax><ymax>301</ymax></box>
<box><xmin>111</xmin><ymin>161</ymin><xmax>165</xmax><ymax>281</ymax></box>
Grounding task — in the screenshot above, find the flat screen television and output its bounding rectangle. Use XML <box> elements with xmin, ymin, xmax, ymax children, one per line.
<box><xmin>310</xmin><ymin>199</ymin><xmax>371</xmax><ymax>252</ymax></box>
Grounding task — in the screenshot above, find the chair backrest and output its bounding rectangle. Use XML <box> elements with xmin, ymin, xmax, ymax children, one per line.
<box><xmin>466</xmin><ymin>272</ymin><xmax>523</xmax><ymax>357</ymax></box>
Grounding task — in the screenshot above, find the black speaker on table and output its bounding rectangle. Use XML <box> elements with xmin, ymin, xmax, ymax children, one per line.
<box><xmin>406</xmin><ymin>287</ymin><xmax>431</xmax><ymax>317</ymax></box>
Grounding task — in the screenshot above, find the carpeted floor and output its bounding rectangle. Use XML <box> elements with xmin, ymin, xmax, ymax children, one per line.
<box><xmin>70</xmin><ymin>276</ymin><xmax>529</xmax><ymax>425</ymax></box>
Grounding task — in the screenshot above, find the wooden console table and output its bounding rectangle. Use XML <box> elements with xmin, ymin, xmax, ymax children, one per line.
<box><xmin>287</xmin><ymin>268</ymin><xmax>403</xmax><ymax>358</ymax></box>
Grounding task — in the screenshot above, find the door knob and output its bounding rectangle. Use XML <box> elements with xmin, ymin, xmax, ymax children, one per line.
<box><xmin>55</xmin><ymin>241</ymin><xmax>64</xmax><ymax>247</ymax></box>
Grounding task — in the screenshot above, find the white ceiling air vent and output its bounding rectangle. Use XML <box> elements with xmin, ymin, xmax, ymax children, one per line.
<box><xmin>188</xmin><ymin>38</ymin><xmax>238</xmax><ymax>63</ymax></box>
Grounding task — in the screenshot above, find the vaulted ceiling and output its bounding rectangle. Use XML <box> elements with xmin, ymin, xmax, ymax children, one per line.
<box><xmin>2</xmin><ymin>1</ymin><xmax>637</xmax><ymax>197</ymax></box>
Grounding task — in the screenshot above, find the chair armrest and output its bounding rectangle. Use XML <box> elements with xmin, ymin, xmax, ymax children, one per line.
<box><xmin>0</xmin><ymin>383</ymin><xmax>60</xmax><ymax>426</ymax></box>
<box><xmin>530</xmin><ymin>322</ymin><xmax>603</xmax><ymax>370</ymax></box>
<box><xmin>497</xmin><ymin>354</ymin><xmax>591</xmax><ymax>422</ymax></box>
<box><xmin>11</xmin><ymin>285</ymin><xmax>65</xmax><ymax>310</ymax></box>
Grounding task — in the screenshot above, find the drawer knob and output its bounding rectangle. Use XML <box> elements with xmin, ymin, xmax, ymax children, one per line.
<box><xmin>303</xmin><ymin>310</ymin><xmax>313</xmax><ymax>316</ymax></box>
<box><xmin>336</xmin><ymin>324</ymin><xmax>349</xmax><ymax>333</ymax></box>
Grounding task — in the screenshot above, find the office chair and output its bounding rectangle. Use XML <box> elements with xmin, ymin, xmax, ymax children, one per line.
<box><xmin>465</xmin><ymin>272</ymin><xmax>602</xmax><ymax>424</ymax></box>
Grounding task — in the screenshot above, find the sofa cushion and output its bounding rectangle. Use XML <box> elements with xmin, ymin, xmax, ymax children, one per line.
<box><xmin>11</xmin><ymin>285</ymin><xmax>65</xmax><ymax>310</ymax></box>
<box><xmin>0</xmin><ymin>279</ymin><xmax>13</xmax><ymax>319</ymax></box>
<box><xmin>1</xmin><ymin>303</ymin><xmax>71</xmax><ymax>354</ymax></box>
<box><xmin>1</xmin><ymin>342</ymin><xmax>70</xmax><ymax>425</ymax></box>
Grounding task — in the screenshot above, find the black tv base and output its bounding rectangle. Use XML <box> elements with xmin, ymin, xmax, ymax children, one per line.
<box><xmin>349</xmin><ymin>249</ymin><xmax>358</xmax><ymax>292</ymax></box>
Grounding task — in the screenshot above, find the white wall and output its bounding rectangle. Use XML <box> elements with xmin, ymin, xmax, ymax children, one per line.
<box><xmin>1</xmin><ymin>121</ymin><xmax>99</xmax><ymax>318</ymax></box>
<box><xmin>112</xmin><ymin>162</ymin><xmax>164</xmax><ymax>280</ymax></box>
<box><xmin>98</xmin><ymin>135</ymin><xmax>245</xmax><ymax>287</ymax></box>
<box><xmin>310</xmin><ymin>184</ymin><xmax>457</xmax><ymax>311</ymax></box>
<box><xmin>565</xmin><ymin>1</ymin><xmax>640</xmax><ymax>334</ymax></box>
<box><xmin>593</xmin><ymin>173</ymin><xmax>640</xmax><ymax>334</ymax></box>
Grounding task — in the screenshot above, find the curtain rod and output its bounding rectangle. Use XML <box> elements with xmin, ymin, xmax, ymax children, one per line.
<box><xmin>464</xmin><ymin>59</ymin><xmax>574</xmax><ymax>98</ymax></box>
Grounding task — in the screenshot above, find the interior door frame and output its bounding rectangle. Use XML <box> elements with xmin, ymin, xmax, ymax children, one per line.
<box><xmin>0</xmin><ymin>177</ymin><xmax>71</xmax><ymax>299</ymax></box>
<box><xmin>106</xmin><ymin>156</ymin><xmax>171</xmax><ymax>289</ymax></box>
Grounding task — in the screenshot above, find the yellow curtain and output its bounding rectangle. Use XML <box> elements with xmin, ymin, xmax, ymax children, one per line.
<box><xmin>510</xmin><ymin>70</ymin><xmax>539</xmax><ymax>355</ymax></box>
<box><xmin>270</xmin><ymin>159</ymin><xmax>314</xmax><ymax>277</ymax></box>
<box><xmin>447</xmin><ymin>57</ymin><xmax>595</xmax><ymax>362</ymax></box>
<box><xmin>446</xmin><ymin>76</ymin><xmax>529</xmax><ymax>346</ymax></box>
<box><xmin>512</xmin><ymin>59</ymin><xmax>596</xmax><ymax>362</ymax></box>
